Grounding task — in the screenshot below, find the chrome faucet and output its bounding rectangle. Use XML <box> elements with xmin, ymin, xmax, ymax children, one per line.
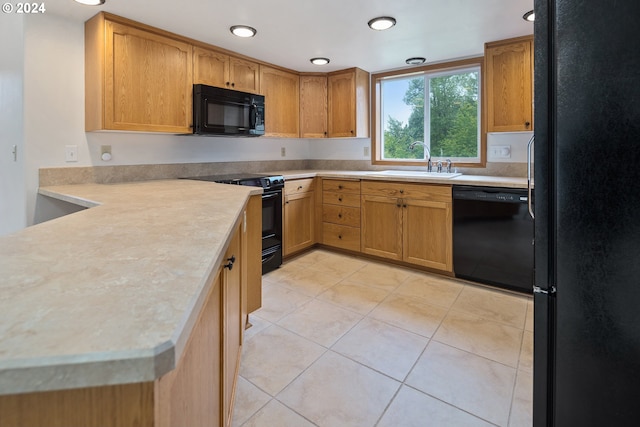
<box><xmin>409</xmin><ymin>141</ymin><xmax>432</xmax><ymax>172</ymax></box>
<box><xmin>445</xmin><ymin>158</ymin><xmax>452</xmax><ymax>173</ymax></box>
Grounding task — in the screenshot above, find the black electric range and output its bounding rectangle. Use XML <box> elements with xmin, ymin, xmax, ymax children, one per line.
<box><xmin>183</xmin><ymin>173</ymin><xmax>285</xmax><ymax>274</ymax></box>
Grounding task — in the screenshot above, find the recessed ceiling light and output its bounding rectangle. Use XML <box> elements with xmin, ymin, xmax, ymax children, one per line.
<box><xmin>523</xmin><ymin>10</ymin><xmax>535</xmax><ymax>22</ymax></box>
<box><xmin>406</xmin><ymin>57</ymin><xmax>426</xmax><ymax>65</ymax></box>
<box><xmin>310</xmin><ymin>57</ymin><xmax>330</xmax><ymax>65</ymax></box>
<box><xmin>74</xmin><ymin>0</ymin><xmax>105</xmax><ymax>4</ymax></box>
<box><xmin>230</xmin><ymin>25</ymin><xmax>257</xmax><ymax>38</ymax></box>
<box><xmin>368</xmin><ymin>16</ymin><xmax>396</xmax><ymax>31</ymax></box>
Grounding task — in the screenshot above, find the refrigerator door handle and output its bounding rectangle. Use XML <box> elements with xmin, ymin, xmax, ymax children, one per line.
<box><xmin>527</xmin><ymin>135</ymin><xmax>535</xmax><ymax>219</ymax></box>
<box><xmin>533</xmin><ymin>285</ymin><xmax>556</xmax><ymax>295</ymax></box>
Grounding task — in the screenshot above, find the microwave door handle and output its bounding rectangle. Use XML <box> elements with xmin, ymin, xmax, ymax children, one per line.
<box><xmin>250</xmin><ymin>103</ymin><xmax>257</xmax><ymax>128</ymax></box>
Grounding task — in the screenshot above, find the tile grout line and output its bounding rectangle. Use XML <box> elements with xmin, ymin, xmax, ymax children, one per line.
<box><xmin>240</xmin><ymin>249</ymin><xmax>531</xmax><ymax>426</ymax></box>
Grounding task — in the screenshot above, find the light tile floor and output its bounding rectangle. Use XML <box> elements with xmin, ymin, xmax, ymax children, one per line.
<box><xmin>233</xmin><ymin>249</ymin><xmax>533</xmax><ymax>427</ymax></box>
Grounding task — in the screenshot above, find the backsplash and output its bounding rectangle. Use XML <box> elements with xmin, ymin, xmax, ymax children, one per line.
<box><xmin>40</xmin><ymin>160</ymin><xmax>526</xmax><ymax>187</ymax></box>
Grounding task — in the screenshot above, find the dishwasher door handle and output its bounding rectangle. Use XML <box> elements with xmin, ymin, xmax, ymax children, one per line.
<box><xmin>527</xmin><ymin>135</ymin><xmax>535</xmax><ymax>219</ymax></box>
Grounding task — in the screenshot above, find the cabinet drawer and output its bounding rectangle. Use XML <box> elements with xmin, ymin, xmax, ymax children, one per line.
<box><xmin>322</xmin><ymin>223</ymin><xmax>360</xmax><ymax>252</ymax></box>
<box><xmin>285</xmin><ymin>178</ymin><xmax>315</xmax><ymax>196</ymax></box>
<box><xmin>323</xmin><ymin>191</ymin><xmax>361</xmax><ymax>207</ymax></box>
<box><xmin>361</xmin><ymin>180</ymin><xmax>451</xmax><ymax>203</ymax></box>
<box><xmin>323</xmin><ymin>205</ymin><xmax>361</xmax><ymax>227</ymax></box>
<box><xmin>322</xmin><ymin>179</ymin><xmax>361</xmax><ymax>194</ymax></box>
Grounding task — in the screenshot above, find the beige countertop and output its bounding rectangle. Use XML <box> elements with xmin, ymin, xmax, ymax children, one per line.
<box><xmin>269</xmin><ymin>170</ymin><xmax>529</xmax><ymax>188</ymax></box>
<box><xmin>0</xmin><ymin>180</ymin><xmax>261</xmax><ymax>396</ymax></box>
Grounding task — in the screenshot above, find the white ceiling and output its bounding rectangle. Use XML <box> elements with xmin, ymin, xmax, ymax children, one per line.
<box><xmin>43</xmin><ymin>0</ymin><xmax>534</xmax><ymax>73</ymax></box>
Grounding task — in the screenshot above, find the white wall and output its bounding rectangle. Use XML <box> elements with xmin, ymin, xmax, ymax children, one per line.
<box><xmin>18</xmin><ymin>13</ymin><xmax>312</xmax><ymax>230</ymax></box>
<box><xmin>0</xmin><ymin>14</ymin><xmax>26</xmax><ymax>236</ymax></box>
<box><xmin>12</xmin><ymin>13</ymin><xmax>531</xmax><ymax>234</ymax></box>
<box><xmin>487</xmin><ymin>132</ymin><xmax>533</xmax><ymax>163</ymax></box>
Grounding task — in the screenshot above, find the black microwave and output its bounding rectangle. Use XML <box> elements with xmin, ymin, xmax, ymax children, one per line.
<box><xmin>193</xmin><ymin>84</ymin><xmax>265</xmax><ymax>136</ymax></box>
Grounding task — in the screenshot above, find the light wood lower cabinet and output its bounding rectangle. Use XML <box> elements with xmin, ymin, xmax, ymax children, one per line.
<box><xmin>0</xmin><ymin>221</ymin><xmax>250</xmax><ymax>427</ymax></box>
<box><xmin>222</xmin><ymin>225</ymin><xmax>242</xmax><ymax>427</ymax></box>
<box><xmin>284</xmin><ymin>178</ymin><xmax>316</xmax><ymax>256</ymax></box>
<box><xmin>245</xmin><ymin>195</ymin><xmax>263</xmax><ymax>314</ymax></box>
<box><xmin>322</xmin><ymin>179</ymin><xmax>361</xmax><ymax>251</ymax></box>
<box><xmin>360</xmin><ymin>194</ymin><xmax>403</xmax><ymax>260</ymax></box>
<box><xmin>361</xmin><ymin>181</ymin><xmax>453</xmax><ymax>272</ymax></box>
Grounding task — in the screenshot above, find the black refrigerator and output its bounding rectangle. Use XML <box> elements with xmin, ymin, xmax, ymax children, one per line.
<box><xmin>533</xmin><ymin>0</ymin><xmax>640</xmax><ymax>425</ymax></box>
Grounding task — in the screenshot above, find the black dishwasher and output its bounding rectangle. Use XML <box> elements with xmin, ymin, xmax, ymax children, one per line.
<box><xmin>452</xmin><ymin>185</ymin><xmax>533</xmax><ymax>293</ymax></box>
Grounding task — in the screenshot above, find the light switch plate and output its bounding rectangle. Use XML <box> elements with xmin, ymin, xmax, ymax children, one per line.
<box><xmin>65</xmin><ymin>145</ymin><xmax>78</xmax><ymax>162</ymax></box>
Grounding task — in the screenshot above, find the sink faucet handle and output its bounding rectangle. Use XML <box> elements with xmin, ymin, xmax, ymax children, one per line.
<box><xmin>427</xmin><ymin>158</ymin><xmax>433</xmax><ymax>172</ymax></box>
<box><xmin>445</xmin><ymin>158</ymin><xmax>452</xmax><ymax>173</ymax></box>
<box><xmin>436</xmin><ymin>160</ymin><xmax>443</xmax><ymax>173</ymax></box>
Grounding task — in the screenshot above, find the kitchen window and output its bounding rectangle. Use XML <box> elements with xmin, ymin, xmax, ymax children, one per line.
<box><xmin>371</xmin><ymin>57</ymin><xmax>485</xmax><ymax>167</ymax></box>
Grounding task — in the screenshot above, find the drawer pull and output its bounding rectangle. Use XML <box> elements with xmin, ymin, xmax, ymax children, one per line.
<box><xmin>338</xmin><ymin>235</ymin><xmax>342</xmax><ymax>239</ymax></box>
<box><xmin>338</xmin><ymin>197</ymin><xmax>343</xmax><ymax>202</ymax></box>
<box><xmin>338</xmin><ymin>213</ymin><xmax>342</xmax><ymax>218</ymax></box>
<box><xmin>400</xmin><ymin>189</ymin><xmax>404</xmax><ymax>194</ymax></box>
<box><xmin>297</xmin><ymin>185</ymin><xmax>303</xmax><ymax>190</ymax></box>
<box><xmin>338</xmin><ymin>185</ymin><xmax>343</xmax><ymax>189</ymax></box>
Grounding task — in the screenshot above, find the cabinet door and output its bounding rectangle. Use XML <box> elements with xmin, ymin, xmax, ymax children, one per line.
<box><xmin>327</xmin><ymin>68</ymin><xmax>369</xmax><ymax>138</ymax></box>
<box><xmin>300</xmin><ymin>75</ymin><xmax>328</xmax><ymax>138</ymax></box>
<box><xmin>284</xmin><ymin>191</ymin><xmax>315</xmax><ymax>256</ymax></box>
<box><xmin>260</xmin><ymin>66</ymin><xmax>300</xmax><ymax>137</ymax></box>
<box><xmin>193</xmin><ymin>46</ymin><xmax>230</xmax><ymax>88</ymax></box>
<box><xmin>485</xmin><ymin>37</ymin><xmax>533</xmax><ymax>132</ymax></box>
<box><xmin>154</xmin><ymin>268</ymin><xmax>222</xmax><ymax>427</ymax></box>
<box><xmin>328</xmin><ymin>71</ymin><xmax>356</xmax><ymax>137</ymax></box>
<box><xmin>361</xmin><ymin>195</ymin><xmax>403</xmax><ymax>260</ymax></box>
<box><xmin>229</xmin><ymin>57</ymin><xmax>260</xmax><ymax>93</ymax></box>
<box><xmin>245</xmin><ymin>195</ymin><xmax>263</xmax><ymax>314</ymax></box>
<box><xmin>104</xmin><ymin>21</ymin><xmax>192</xmax><ymax>132</ymax></box>
<box><xmin>403</xmin><ymin>199</ymin><xmax>452</xmax><ymax>272</ymax></box>
<box><xmin>223</xmin><ymin>225</ymin><xmax>242</xmax><ymax>427</ymax></box>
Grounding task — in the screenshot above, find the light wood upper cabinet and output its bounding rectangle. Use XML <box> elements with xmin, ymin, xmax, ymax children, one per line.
<box><xmin>85</xmin><ymin>14</ymin><xmax>193</xmax><ymax>133</ymax></box>
<box><xmin>300</xmin><ymin>75</ymin><xmax>328</xmax><ymax>138</ymax></box>
<box><xmin>193</xmin><ymin>46</ymin><xmax>260</xmax><ymax>94</ymax></box>
<box><xmin>260</xmin><ymin>66</ymin><xmax>300</xmax><ymax>137</ymax></box>
<box><xmin>84</xmin><ymin>13</ymin><xmax>370</xmax><ymax>138</ymax></box>
<box><xmin>485</xmin><ymin>36</ymin><xmax>534</xmax><ymax>132</ymax></box>
<box><xmin>328</xmin><ymin>68</ymin><xmax>370</xmax><ymax>138</ymax></box>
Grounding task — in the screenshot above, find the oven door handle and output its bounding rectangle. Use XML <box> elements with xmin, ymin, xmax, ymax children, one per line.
<box><xmin>262</xmin><ymin>192</ymin><xmax>280</xmax><ymax>200</ymax></box>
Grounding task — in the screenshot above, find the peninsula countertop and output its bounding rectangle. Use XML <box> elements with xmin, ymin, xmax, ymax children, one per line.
<box><xmin>0</xmin><ymin>180</ymin><xmax>261</xmax><ymax>396</ymax></box>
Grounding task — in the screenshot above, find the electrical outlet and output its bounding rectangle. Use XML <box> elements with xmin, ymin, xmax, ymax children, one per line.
<box><xmin>364</xmin><ymin>146</ymin><xmax>370</xmax><ymax>156</ymax></box>
<box><xmin>100</xmin><ymin>145</ymin><xmax>112</xmax><ymax>162</ymax></box>
<box><xmin>281</xmin><ymin>147</ymin><xmax>286</xmax><ymax>157</ymax></box>
<box><xmin>490</xmin><ymin>145</ymin><xmax>511</xmax><ymax>159</ymax></box>
<box><xmin>65</xmin><ymin>145</ymin><xmax>78</xmax><ymax>162</ymax></box>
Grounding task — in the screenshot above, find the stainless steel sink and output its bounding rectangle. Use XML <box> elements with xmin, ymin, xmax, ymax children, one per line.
<box><xmin>365</xmin><ymin>170</ymin><xmax>462</xmax><ymax>179</ymax></box>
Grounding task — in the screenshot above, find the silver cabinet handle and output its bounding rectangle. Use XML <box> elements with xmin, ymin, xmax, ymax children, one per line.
<box><xmin>527</xmin><ymin>135</ymin><xmax>535</xmax><ymax>219</ymax></box>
